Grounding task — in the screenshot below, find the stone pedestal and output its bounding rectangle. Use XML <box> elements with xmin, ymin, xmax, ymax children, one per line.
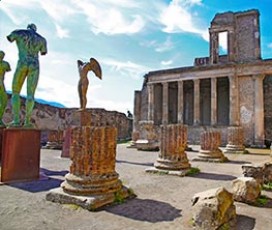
<box><xmin>194</xmin><ymin>130</ymin><xmax>228</xmax><ymax>162</ymax></box>
<box><xmin>0</xmin><ymin>127</ymin><xmax>4</xmax><ymax>161</ymax></box>
<box><xmin>127</xmin><ymin>131</ymin><xmax>139</xmax><ymax>148</ymax></box>
<box><xmin>224</xmin><ymin>126</ymin><xmax>246</xmax><ymax>154</ymax></box>
<box><xmin>1</xmin><ymin>128</ymin><xmax>41</xmax><ymax>182</ymax></box>
<box><xmin>135</xmin><ymin>120</ymin><xmax>159</xmax><ymax>151</ymax></box>
<box><xmin>46</xmin><ymin>126</ymin><xmax>133</xmax><ymax>210</ymax></box>
<box><xmin>146</xmin><ymin>124</ymin><xmax>191</xmax><ymax>176</ymax></box>
<box><xmin>70</xmin><ymin>110</ymin><xmax>91</xmax><ymax>126</ymax></box>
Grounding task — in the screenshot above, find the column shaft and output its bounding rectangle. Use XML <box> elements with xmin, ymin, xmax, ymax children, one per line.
<box><xmin>177</xmin><ymin>81</ymin><xmax>184</xmax><ymax>123</ymax></box>
<box><xmin>147</xmin><ymin>84</ymin><xmax>154</xmax><ymax>121</ymax></box>
<box><xmin>229</xmin><ymin>75</ymin><xmax>239</xmax><ymax>126</ymax></box>
<box><xmin>194</xmin><ymin>79</ymin><xmax>200</xmax><ymax>125</ymax></box>
<box><xmin>253</xmin><ymin>75</ymin><xmax>265</xmax><ymax>146</ymax></box>
<box><xmin>162</xmin><ymin>82</ymin><xmax>169</xmax><ymax>124</ymax></box>
<box><xmin>211</xmin><ymin>78</ymin><xmax>217</xmax><ymax>125</ymax></box>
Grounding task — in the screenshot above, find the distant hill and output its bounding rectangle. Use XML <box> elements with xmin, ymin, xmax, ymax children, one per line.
<box><xmin>35</xmin><ymin>98</ymin><xmax>66</xmax><ymax>108</ymax></box>
<box><xmin>7</xmin><ymin>91</ymin><xmax>66</xmax><ymax>108</ymax></box>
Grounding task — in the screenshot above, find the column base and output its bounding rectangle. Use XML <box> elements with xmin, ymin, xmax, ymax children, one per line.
<box><xmin>223</xmin><ymin>144</ymin><xmax>247</xmax><ymax>154</ymax></box>
<box><xmin>193</xmin><ymin>149</ymin><xmax>228</xmax><ymax>162</ymax></box>
<box><xmin>145</xmin><ymin>167</ymin><xmax>191</xmax><ymax>177</ymax></box>
<box><xmin>46</xmin><ymin>185</ymin><xmax>134</xmax><ymax>211</ymax></box>
<box><xmin>154</xmin><ymin>157</ymin><xmax>191</xmax><ymax>171</ymax></box>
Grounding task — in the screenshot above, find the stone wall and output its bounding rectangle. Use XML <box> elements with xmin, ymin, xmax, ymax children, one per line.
<box><xmin>264</xmin><ymin>75</ymin><xmax>272</xmax><ymax>145</ymax></box>
<box><xmin>3</xmin><ymin>95</ymin><xmax>132</xmax><ymax>143</ymax></box>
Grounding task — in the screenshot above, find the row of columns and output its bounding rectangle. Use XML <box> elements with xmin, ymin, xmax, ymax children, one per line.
<box><xmin>147</xmin><ymin>75</ymin><xmax>265</xmax><ymax>146</ymax></box>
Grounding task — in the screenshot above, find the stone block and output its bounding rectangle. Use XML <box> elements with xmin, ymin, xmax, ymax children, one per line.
<box><xmin>242</xmin><ymin>164</ymin><xmax>264</xmax><ymax>185</ymax></box>
<box><xmin>231</xmin><ymin>177</ymin><xmax>261</xmax><ymax>203</ymax></box>
<box><xmin>191</xmin><ymin>187</ymin><xmax>236</xmax><ymax>230</ymax></box>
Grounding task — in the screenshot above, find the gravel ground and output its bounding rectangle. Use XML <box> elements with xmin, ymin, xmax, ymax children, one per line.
<box><xmin>0</xmin><ymin>144</ymin><xmax>271</xmax><ymax>230</ymax></box>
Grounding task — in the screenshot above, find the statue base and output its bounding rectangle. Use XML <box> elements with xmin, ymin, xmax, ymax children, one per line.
<box><xmin>0</xmin><ymin>128</ymin><xmax>41</xmax><ymax>182</ymax></box>
<box><xmin>0</xmin><ymin>127</ymin><xmax>4</xmax><ymax>161</ymax></box>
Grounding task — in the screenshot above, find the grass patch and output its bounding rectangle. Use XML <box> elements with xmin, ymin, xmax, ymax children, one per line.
<box><xmin>263</xmin><ymin>182</ymin><xmax>272</xmax><ymax>191</ymax></box>
<box><xmin>256</xmin><ymin>195</ymin><xmax>268</xmax><ymax>206</ymax></box>
<box><xmin>185</xmin><ymin>167</ymin><xmax>200</xmax><ymax>176</ymax></box>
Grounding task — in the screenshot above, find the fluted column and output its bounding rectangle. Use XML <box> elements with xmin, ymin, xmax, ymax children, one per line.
<box><xmin>194</xmin><ymin>129</ymin><xmax>228</xmax><ymax>162</ymax></box>
<box><xmin>211</xmin><ymin>78</ymin><xmax>217</xmax><ymax>125</ymax></box>
<box><xmin>162</xmin><ymin>82</ymin><xmax>169</xmax><ymax>124</ymax></box>
<box><xmin>253</xmin><ymin>74</ymin><xmax>265</xmax><ymax>147</ymax></box>
<box><xmin>147</xmin><ymin>84</ymin><xmax>154</xmax><ymax>121</ymax></box>
<box><xmin>229</xmin><ymin>75</ymin><xmax>239</xmax><ymax>126</ymax></box>
<box><xmin>177</xmin><ymin>81</ymin><xmax>184</xmax><ymax>123</ymax></box>
<box><xmin>154</xmin><ymin>124</ymin><xmax>190</xmax><ymax>170</ymax></box>
<box><xmin>224</xmin><ymin>126</ymin><xmax>246</xmax><ymax>154</ymax></box>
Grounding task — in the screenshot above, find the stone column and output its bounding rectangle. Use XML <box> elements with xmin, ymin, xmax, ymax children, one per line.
<box><xmin>162</xmin><ymin>82</ymin><xmax>169</xmax><ymax>124</ymax></box>
<box><xmin>253</xmin><ymin>75</ymin><xmax>265</xmax><ymax>147</ymax></box>
<box><xmin>229</xmin><ymin>75</ymin><xmax>239</xmax><ymax>126</ymax></box>
<box><xmin>224</xmin><ymin>126</ymin><xmax>246</xmax><ymax>154</ymax></box>
<box><xmin>147</xmin><ymin>84</ymin><xmax>154</xmax><ymax>121</ymax></box>
<box><xmin>209</xmin><ymin>31</ymin><xmax>219</xmax><ymax>64</ymax></box>
<box><xmin>211</xmin><ymin>77</ymin><xmax>217</xmax><ymax>125</ymax></box>
<box><xmin>194</xmin><ymin>79</ymin><xmax>200</xmax><ymax>125</ymax></box>
<box><xmin>194</xmin><ymin>129</ymin><xmax>228</xmax><ymax>162</ymax></box>
<box><xmin>228</xmin><ymin>30</ymin><xmax>236</xmax><ymax>62</ymax></box>
<box><xmin>135</xmin><ymin>120</ymin><xmax>159</xmax><ymax>151</ymax></box>
<box><xmin>177</xmin><ymin>81</ymin><xmax>184</xmax><ymax>123</ymax></box>
<box><xmin>148</xmin><ymin>124</ymin><xmax>190</xmax><ymax>174</ymax></box>
<box><xmin>133</xmin><ymin>90</ymin><xmax>141</xmax><ymax>132</ymax></box>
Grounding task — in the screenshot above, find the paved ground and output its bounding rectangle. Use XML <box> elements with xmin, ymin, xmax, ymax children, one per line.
<box><xmin>0</xmin><ymin>144</ymin><xmax>271</xmax><ymax>230</ymax></box>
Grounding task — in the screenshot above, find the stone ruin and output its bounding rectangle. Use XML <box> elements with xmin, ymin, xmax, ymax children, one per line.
<box><xmin>133</xmin><ymin>9</ymin><xmax>272</xmax><ymax>148</ymax></box>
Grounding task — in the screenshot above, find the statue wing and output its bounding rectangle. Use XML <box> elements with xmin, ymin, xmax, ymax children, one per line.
<box><xmin>89</xmin><ymin>58</ymin><xmax>102</xmax><ymax>80</ymax></box>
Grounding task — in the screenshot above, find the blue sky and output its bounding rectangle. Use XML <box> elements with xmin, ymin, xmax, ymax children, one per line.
<box><xmin>0</xmin><ymin>0</ymin><xmax>271</xmax><ymax>114</ymax></box>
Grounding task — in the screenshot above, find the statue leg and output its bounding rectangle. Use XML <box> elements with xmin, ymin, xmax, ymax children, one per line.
<box><xmin>10</xmin><ymin>64</ymin><xmax>27</xmax><ymax>127</ymax></box>
<box><xmin>0</xmin><ymin>90</ymin><xmax>7</xmax><ymax>126</ymax></box>
<box><xmin>24</xmin><ymin>67</ymin><xmax>39</xmax><ymax>127</ymax></box>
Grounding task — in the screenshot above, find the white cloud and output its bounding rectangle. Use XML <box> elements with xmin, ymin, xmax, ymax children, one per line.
<box><xmin>155</xmin><ymin>37</ymin><xmax>174</xmax><ymax>52</ymax></box>
<box><xmin>102</xmin><ymin>59</ymin><xmax>150</xmax><ymax>79</ymax></box>
<box><xmin>39</xmin><ymin>0</ymin><xmax>76</xmax><ymax>23</ymax></box>
<box><xmin>219</xmin><ymin>31</ymin><xmax>228</xmax><ymax>52</ymax></box>
<box><xmin>71</xmin><ymin>0</ymin><xmax>145</xmax><ymax>35</ymax></box>
<box><xmin>55</xmin><ymin>24</ymin><xmax>70</xmax><ymax>39</ymax></box>
<box><xmin>159</xmin><ymin>0</ymin><xmax>206</xmax><ymax>39</ymax></box>
<box><xmin>161</xmin><ymin>60</ymin><xmax>173</xmax><ymax>66</ymax></box>
<box><xmin>268</xmin><ymin>43</ymin><xmax>272</xmax><ymax>49</ymax></box>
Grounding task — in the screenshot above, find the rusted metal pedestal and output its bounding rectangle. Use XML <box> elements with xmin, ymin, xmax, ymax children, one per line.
<box><xmin>1</xmin><ymin>128</ymin><xmax>41</xmax><ymax>183</ymax></box>
<box><xmin>0</xmin><ymin>128</ymin><xmax>4</xmax><ymax>162</ymax></box>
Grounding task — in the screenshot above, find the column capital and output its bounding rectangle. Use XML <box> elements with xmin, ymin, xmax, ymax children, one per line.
<box><xmin>252</xmin><ymin>74</ymin><xmax>265</xmax><ymax>81</ymax></box>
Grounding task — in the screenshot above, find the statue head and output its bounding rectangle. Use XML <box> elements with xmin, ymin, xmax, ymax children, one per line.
<box><xmin>0</xmin><ymin>51</ymin><xmax>5</xmax><ymax>61</ymax></box>
<box><xmin>27</xmin><ymin>23</ymin><xmax>37</xmax><ymax>32</ymax></box>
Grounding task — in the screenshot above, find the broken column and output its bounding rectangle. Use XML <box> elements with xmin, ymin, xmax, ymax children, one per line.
<box><xmin>146</xmin><ymin>124</ymin><xmax>191</xmax><ymax>176</ymax></box>
<box><xmin>224</xmin><ymin>126</ymin><xmax>246</xmax><ymax>154</ymax></box>
<box><xmin>46</xmin><ymin>110</ymin><xmax>133</xmax><ymax>210</ymax></box>
<box><xmin>135</xmin><ymin>120</ymin><xmax>159</xmax><ymax>151</ymax></box>
<box><xmin>194</xmin><ymin>129</ymin><xmax>228</xmax><ymax>162</ymax></box>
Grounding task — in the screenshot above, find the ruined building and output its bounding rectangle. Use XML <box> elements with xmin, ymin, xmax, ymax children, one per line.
<box><xmin>133</xmin><ymin>9</ymin><xmax>272</xmax><ymax>147</ymax></box>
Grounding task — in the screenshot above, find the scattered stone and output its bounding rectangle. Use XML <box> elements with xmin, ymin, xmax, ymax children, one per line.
<box><xmin>191</xmin><ymin>187</ymin><xmax>236</xmax><ymax>230</ymax></box>
<box><xmin>231</xmin><ymin>177</ymin><xmax>261</xmax><ymax>203</ymax></box>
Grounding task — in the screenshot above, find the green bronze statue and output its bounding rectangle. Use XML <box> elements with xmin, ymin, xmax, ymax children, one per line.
<box><xmin>0</xmin><ymin>50</ymin><xmax>11</xmax><ymax>127</ymax></box>
<box><xmin>7</xmin><ymin>23</ymin><xmax>47</xmax><ymax>128</ymax></box>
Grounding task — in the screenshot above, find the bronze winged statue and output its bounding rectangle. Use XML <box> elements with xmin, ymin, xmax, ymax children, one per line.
<box><xmin>77</xmin><ymin>58</ymin><xmax>102</xmax><ymax>110</ymax></box>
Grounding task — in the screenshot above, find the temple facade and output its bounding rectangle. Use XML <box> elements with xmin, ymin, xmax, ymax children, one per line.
<box><xmin>133</xmin><ymin>9</ymin><xmax>272</xmax><ymax>147</ymax></box>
